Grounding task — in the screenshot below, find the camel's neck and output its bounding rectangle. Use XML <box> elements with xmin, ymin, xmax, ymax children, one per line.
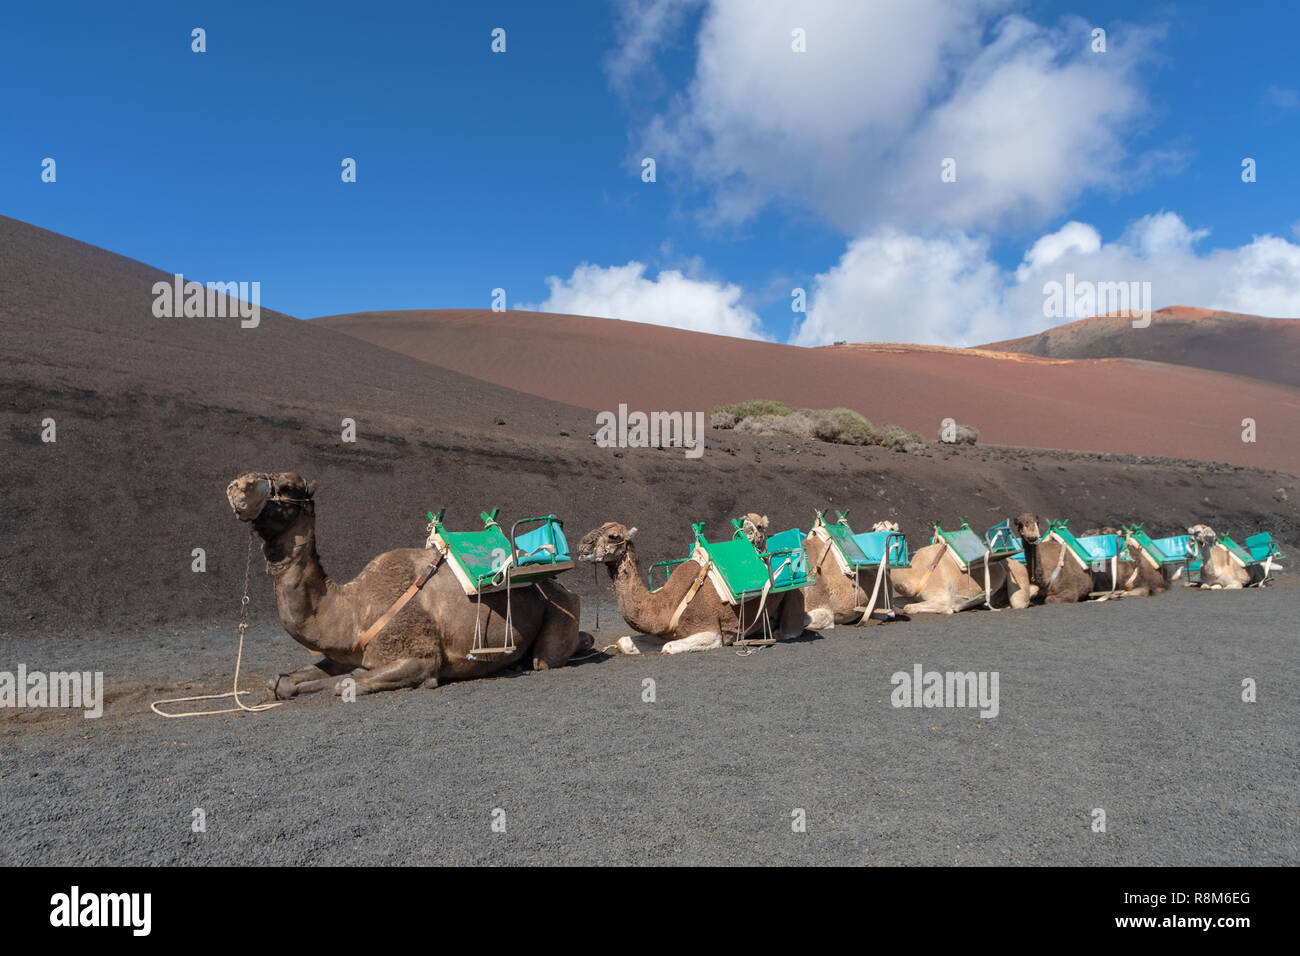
<box><xmin>607</xmin><ymin>546</ymin><xmax>658</xmax><ymax>634</ymax></box>
<box><xmin>1199</xmin><ymin>542</ymin><xmax>1224</xmax><ymax>580</ymax></box>
<box><xmin>1021</xmin><ymin>538</ymin><xmax>1044</xmax><ymax>588</ymax></box>
<box><xmin>260</xmin><ymin>516</ymin><xmax>338</xmax><ymax>649</ymax></box>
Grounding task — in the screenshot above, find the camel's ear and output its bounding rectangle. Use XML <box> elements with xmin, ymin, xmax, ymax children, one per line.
<box><xmin>759</xmin><ymin>515</ymin><xmax>769</xmax><ymax>529</ymax></box>
<box><xmin>306</xmin><ymin>480</ymin><xmax>318</xmax><ymax>497</ymax></box>
<box><xmin>626</xmin><ymin>527</ymin><xmax>638</xmax><ymax>539</ymax></box>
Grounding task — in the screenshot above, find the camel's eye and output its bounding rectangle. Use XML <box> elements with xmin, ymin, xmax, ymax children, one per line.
<box><xmin>608</xmin><ymin>534</ymin><xmax>622</xmax><ymax>542</ymax></box>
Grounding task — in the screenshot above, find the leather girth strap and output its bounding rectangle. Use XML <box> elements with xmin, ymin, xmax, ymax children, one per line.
<box><xmin>354</xmin><ymin>553</ymin><xmax>444</xmax><ymax>653</ymax></box>
<box><xmin>913</xmin><ymin>540</ymin><xmax>949</xmax><ymax>596</ymax></box>
<box><xmin>668</xmin><ymin>558</ymin><xmax>712</xmax><ymax>633</ymax></box>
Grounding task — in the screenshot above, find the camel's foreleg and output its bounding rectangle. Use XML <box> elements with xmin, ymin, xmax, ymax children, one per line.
<box><xmin>266</xmin><ymin>658</ymin><xmax>356</xmax><ymax>700</ymax></box>
<box><xmin>615</xmin><ymin>635</ymin><xmax>665</xmax><ymax>655</ymax></box>
<box><xmin>778</xmin><ymin>591</ymin><xmax>810</xmax><ymax>639</ymax></box>
<box><xmin>334</xmin><ymin>658</ymin><xmax>439</xmax><ymax>696</ymax></box>
<box><xmin>900</xmin><ymin>600</ymin><xmax>957</xmax><ymax>615</ymax></box>
<box><xmin>530</xmin><ymin>583</ymin><xmax>590</xmax><ymax>669</ymax></box>
<box><xmin>806</xmin><ymin>604</ymin><xmax>835</xmax><ymax>631</ymax></box>
<box><xmin>661</xmin><ymin>631</ymin><xmax>723</xmax><ymax>654</ymax></box>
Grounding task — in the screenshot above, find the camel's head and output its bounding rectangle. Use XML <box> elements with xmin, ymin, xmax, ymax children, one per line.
<box><xmin>1014</xmin><ymin>513</ymin><xmax>1043</xmax><ymax>543</ymax></box>
<box><xmin>576</xmin><ymin>522</ymin><xmax>638</xmax><ymax>564</ymax></box>
<box><xmin>226</xmin><ymin>472</ymin><xmax>317</xmax><ymax>526</ymax></box>
<box><xmin>1188</xmin><ymin>523</ymin><xmax>1217</xmax><ymax>551</ymax></box>
<box><xmin>737</xmin><ymin>513</ymin><xmax>770</xmax><ymax>550</ymax></box>
<box><xmin>872</xmin><ymin>520</ymin><xmax>900</xmax><ymax>533</ymax></box>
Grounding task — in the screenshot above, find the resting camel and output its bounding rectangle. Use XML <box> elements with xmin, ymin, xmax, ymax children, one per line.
<box><xmin>888</xmin><ymin>522</ymin><xmax>1034</xmax><ymax>614</ymax></box>
<box><xmin>1083</xmin><ymin>526</ymin><xmax>1167</xmax><ymax>597</ymax></box>
<box><xmin>740</xmin><ymin>514</ymin><xmax>895</xmax><ymax>627</ymax></box>
<box><xmin>1188</xmin><ymin>524</ymin><xmax>1255</xmax><ymax>589</ymax></box>
<box><xmin>575</xmin><ymin>521</ymin><xmax>812</xmax><ymax>654</ymax></box>
<box><xmin>736</xmin><ymin>513</ymin><xmax>836</xmax><ymax>630</ymax></box>
<box><xmin>1015</xmin><ymin>513</ymin><xmax>1094</xmax><ymax>603</ymax></box>
<box><xmin>226</xmin><ymin>472</ymin><xmax>591</xmax><ymax>699</ymax></box>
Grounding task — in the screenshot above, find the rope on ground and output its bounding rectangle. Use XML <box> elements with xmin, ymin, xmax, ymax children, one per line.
<box><xmin>151</xmin><ymin>532</ymin><xmax>286</xmax><ymax>718</ymax></box>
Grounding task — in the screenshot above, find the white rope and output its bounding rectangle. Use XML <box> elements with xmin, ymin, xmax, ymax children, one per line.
<box><xmin>152</xmin><ymin>533</ymin><xmax>285</xmax><ymax>718</ymax></box>
<box><xmin>150</xmin><ymin>620</ymin><xmax>286</xmax><ymax>718</ymax></box>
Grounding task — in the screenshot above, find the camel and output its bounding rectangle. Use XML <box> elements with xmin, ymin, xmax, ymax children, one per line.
<box><xmin>740</xmin><ymin>515</ymin><xmax>896</xmax><ymax>627</ymax></box>
<box><xmin>1187</xmin><ymin>524</ymin><xmax>1255</xmax><ymax>589</ymax></box>
<box><xmin>736</xmin><ymin>513</ymin><xmax>835</xmax><ymax>630</ymax></box>
<box><xmin>226</xmin><ymin>472</ymin><xmax>591</xmax><ymax>699</ymax></box>
<box><xmin>575</xmin><ymin>521</ymin><xmax>812</xmax><ymax>654</ymax></box>
<box><xmin>1084</xmin><ymin>527</ymin><xmax>1168</xmax><ymax>597</ymax></box>
<box><xmin>1014</xmin><ymin>514</ymin><xmax>1094</xmax><ymax>604</ymax></box>
<box><xmin>888</xmin><ymin>524</ymin><xmax>1034</xmax><ymax>614</ymax></box>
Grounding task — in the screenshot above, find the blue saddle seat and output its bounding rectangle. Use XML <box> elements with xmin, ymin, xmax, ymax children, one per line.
<box><xmin>514</xmin><ymin>518</ymin><xmax>571</xmax><ymax>566</ymax></box>
<box><xmin>1077</xmin><ymin>533</ymin><xmax>1126</xmax><ymax>562</ymax></box>
<box><xmin>762</xmin><ymin>528</ymin><xmax>811</xmax><ymax>589</ymax></box>
<box><xmin>1151</xmin><ymin>534</ymin><xmax>1201</xmax><ymax>570</ymax></box>
<box><xmin>851</xmin><ymin>530</ymin><xmax>910</xmax><ymax>568</ymax></box>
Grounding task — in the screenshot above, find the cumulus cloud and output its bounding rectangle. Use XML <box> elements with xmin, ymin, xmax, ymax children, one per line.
<box><xmin>792</xmin><ymin>213</ymin><xmax>1300</xmax><ymax>347</ymax></box>
<box><xmin>616</xmin><ymin>0</ymin><xmax>1159</xmax><ymax>233</ymax></box>
<box><xmin>521</xmin><ymin>261</ymin><xmax>769</xmax><ymax>340</ymax></box>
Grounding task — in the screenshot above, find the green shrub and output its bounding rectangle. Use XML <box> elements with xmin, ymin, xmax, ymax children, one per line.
<box><xmin>710</xmin><ymin>399</ymin><xmax>921</xmax><ymax>452</ymax></box>
<box><xmin>877</xmin><ymin>423</ymin><xmax>925</xmax><ymax>451</ymax></box>
<box><xmin>804</xmin><ymin>407</ymin><xmax>876</xmax><ymax>445</ymax></box>
<box><xmin>709</xmin><ymin>400</ymin><xmax>791</xmax><ymax>428</ymax></box>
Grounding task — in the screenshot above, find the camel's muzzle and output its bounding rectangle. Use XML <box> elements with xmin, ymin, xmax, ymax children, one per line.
<box><xmin>227</xmin><ymin>476</ymin><xmax>271</xmax><ymax>521</ymax></box>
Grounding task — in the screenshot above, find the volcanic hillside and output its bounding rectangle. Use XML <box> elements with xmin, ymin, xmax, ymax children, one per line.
<box><xmin>2</xmin><ymin>214</ymin><xmax>1297</xmax><ymax>635</ymax></box>
<box><xmin>984</xmin><ymin>307</ymin><xmax>1300</xmax><ymax>389</ymax></box>
<box><xmin>316</xmin><ymin>308</ymin><xmax>1300</xmax><ymax>475</ymax></box>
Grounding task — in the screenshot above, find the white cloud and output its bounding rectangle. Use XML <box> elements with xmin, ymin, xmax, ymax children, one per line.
<box><xmin>522</xmin><ymin>261</ymin><xmax>769</xmax><ymax>340</ymax></box>
<box><xmin>1016</xmin><ymin>221</ymin><xmax>1101</xmax><ymax>280</ymax></box>
<box><xmin>606</xmin><ymin>0</ymin><xmax>699</xmax><ymax>97</ymax></box>
<box><xmin>792</xmin><ymin>213</ymin><xmax>1300</xmax><ymax>347</ymax></box>
<box><xmin>1121</xmin><ymin>211</ymin><xmax>1209</xmax><ymax>256</ymax></box>
<box><xmin>618</xmin><ymin>0</ymin><xmax>1159</xmax><ymax>233</ymax></box>
<box><xmin>790</xmin><ymin>230</ymin><xmax>1004</xmax><ymax>346</ymax></box>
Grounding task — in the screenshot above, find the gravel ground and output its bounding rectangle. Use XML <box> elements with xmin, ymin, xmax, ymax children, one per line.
<box><xmin>1</xmin><ymin>581</ymin><xmax>1296</xmax><ymax>866</ymax></box>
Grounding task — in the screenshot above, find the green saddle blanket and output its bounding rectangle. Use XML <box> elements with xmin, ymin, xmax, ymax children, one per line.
<box><xmin>689</xmin><ymin>521</ymin><xmax>812</xmax><ymax>604</ymax></box>
<box><xmin>933</xmin><ymin>521</ymin><xmax>1019</xmax><ymax>569</ymax></box>
<box><xmin>426</xmin><ymin>508</ymin><xmax>573</xmax><ymax>594</ymax></box>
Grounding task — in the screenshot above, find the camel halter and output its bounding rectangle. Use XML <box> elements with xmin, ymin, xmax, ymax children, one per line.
<box><xmin>151</xmin><ymin>531</ymin><xmax>287</xmax><ymax>718</ymax></box>
<box><xmin>259</xmin><ymin>475</ymin><xmax>315</xmax><ymax>516</ymax></box>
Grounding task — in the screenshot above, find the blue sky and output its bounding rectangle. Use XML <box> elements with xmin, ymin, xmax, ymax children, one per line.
<box><xmin>2</xmin><ymin>0</ymin><xmax>1297</xmax><ymax>345</ymax></box>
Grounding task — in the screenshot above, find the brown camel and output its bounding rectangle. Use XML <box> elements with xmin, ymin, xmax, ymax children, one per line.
<box><xmin>1015</xmin><ymin>513</ymin><xmax>1094</xmax><ymax>603</ymax></box>
<box><xmin>1188</xmin><ymin>524</ymin><xmax>1254</xmax><ymax>589</ymax></box>
<box><xmin>889</xmin><ymin>524</ymin><xmax>1034</xmax><ymax>613</ymax></box>
<box><xmin>1084</xmin><ymin>527</ymin><xmax>1168</xmax><ymax>597</ymax></box>
<box><xmin>576</xmin><ymin>521</ymin><xmax>811</xmax><ymax>654</ymax></box>
<box><xmin>742</xmin><ymin>515</ymin><xmax>897</xmax><ymax>627</ymax></box>
<box><xmin>226</xmin><ymin>472</ymin><xmax>591</xmax><ymax>699</ymax></box>
<box><xmin>736</xmin><ymin>513</ymin><xmax>836</xmax><ymax>630</ymax></box>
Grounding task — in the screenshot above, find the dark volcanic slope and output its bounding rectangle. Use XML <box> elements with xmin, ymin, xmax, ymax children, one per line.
<box><xmin>984</xmin><ymin>306</ymin><xmax>1300</xmax><ymax>389</ymax></box>
<box><xmin>316</xmin><ymin>308</ymin><xmax>1300</xmax><ymax>474</ymax></box>
<box><xmin>2</xmin><ymin>215</ymin><xmax>1298</xmax><ymax>636</ymax></box>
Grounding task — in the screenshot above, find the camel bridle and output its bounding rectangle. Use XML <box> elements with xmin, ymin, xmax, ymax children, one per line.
<box><xmin>252</xmin><ymin>474</ymin><xmax>315</xmax><ymax>518</ymax></box>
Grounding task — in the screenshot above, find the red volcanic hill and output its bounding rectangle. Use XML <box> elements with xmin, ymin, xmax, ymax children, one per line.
<box><xmin>316</xmin><ymin>308</ymin><xmax>1300</xmax><ymax>475</ymax></box>
<box><xmin>983</xmin><ymin>307</ymin><xmax>1300</xmax><ymax>389</ymax></box>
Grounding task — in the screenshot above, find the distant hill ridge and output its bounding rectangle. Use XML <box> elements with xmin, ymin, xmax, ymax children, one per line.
<box><xmin>982</xmin><ymin>306</ymin><xmax>1300</xmax><ymax>389</ymax></box>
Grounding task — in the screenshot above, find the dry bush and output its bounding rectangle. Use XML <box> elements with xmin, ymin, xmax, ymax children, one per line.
<box><xmin>709</xmin><ymin>400</ymin><xmax>792</xmax><ymax>429</ymax></box>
